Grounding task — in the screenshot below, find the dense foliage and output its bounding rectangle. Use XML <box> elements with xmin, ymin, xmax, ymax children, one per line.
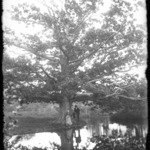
<box><xmin>3</xmin><ymin>0</ymin><xmax>147</xmax><ymax>111</ymax></box>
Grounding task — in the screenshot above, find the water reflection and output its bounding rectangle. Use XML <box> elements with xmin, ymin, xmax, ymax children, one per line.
<box><xmin>10</xmin><ymin>132</ymin><xmax>61</xmax><ymax>149</ymax></box>
<box><xmin>85</xmin><ymin>116</ymin><xmax>147</xmax><ymax>138</ymax></box>
<box><xmin>86</xmin><ymin>123</ymin><xmax>147</xmax><ymax>138</ymax></box>
<box><xmin>8</xmin><ymin>116</ymin><xmax>147</xmax><ymax>150</ymax></box>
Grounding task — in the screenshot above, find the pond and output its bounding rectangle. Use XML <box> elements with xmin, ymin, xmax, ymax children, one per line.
<box><xmin>7</xmin><ymin>116</ymin><xmax>147</xmax><ymax>150</ymax></box>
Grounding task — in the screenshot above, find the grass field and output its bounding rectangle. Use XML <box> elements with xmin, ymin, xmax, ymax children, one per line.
<box><xmin>4</xmin><ymin>102</ymin><xmax>103</xmax><ymax>135</ymax></box>
<box><xmin>4</xmin><ymin>102</ymin><xmax>59</xmax><ymax>118</ymax></box>
<box><xmin>4</xmin><ymin>102</ymin><xmax>60</xmax><ymax>135</ymax></box>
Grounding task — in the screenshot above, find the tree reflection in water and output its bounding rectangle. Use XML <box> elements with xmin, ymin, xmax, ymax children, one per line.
<box><xmin>59</xmin><ymin>129</ymin><xmax>74</xmax><ymax>150</ymax></box>
<box><xmin>74</xmin><ymin>129</ymin><xmax>81</xmax><ymax>149</ymax></box>
<box><xmin>56</xmin><ymin>123</ymin><xmax>147</xmax><ymax>150</ymax></box>
<box><xmin>6</xmin><ymin>120</ymin><xmax>147</xmax><ymax>150</ymax></box>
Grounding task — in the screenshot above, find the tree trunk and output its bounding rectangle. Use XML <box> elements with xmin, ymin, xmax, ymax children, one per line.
<box><xmin>134</xmin><ymin>125</ymin><xmax>140</xmax><ymax>139</ymax></box>
<box><xmin>58</xmin><ymin>53</ymin><xmax>74</xmax><ymax>124</ymax></box>
<box><xmin>59</xmin><ymin>96</ymin><xmax>73</xmax><ymax>124</ymax></box>
<box><xmin>59</xmin><ymin>129</ymin><xmax>74</xmax><ymax>150</ymax></box>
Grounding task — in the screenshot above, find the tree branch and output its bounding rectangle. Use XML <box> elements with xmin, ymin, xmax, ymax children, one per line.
<box><xmin>69</xmin><ymin>42</ymin><xmax>128</xmax><ymax>74</ymax></box>
<box><xmin>119</xmin><ymin>95</ymin><xmax>147</xmax><ymax>101</ymax></box>
<box><xmin>33</xmin><ymin>95</ymin><xmax>52</xmax><ymax>99</ymax></box>
<box><xmin>14</xmin><ymin>18</ymin><xmax>46</xmax><ymax>26</ymax></box>
<box><xmin>85</xmin><ymin>64</ymin><xmax>136</xmax><ymax>85</ymax></box>
<box><xmin>70</xmin><ymin>44</ymin><xmax>116</xmax><ymax>65</ymax></box>
<box><xmin>58</xmin><ymin>45</ymin><xmax>70</xmax><ymax>60</ymax></box>
<box><xmin>115</xmin><ymin>64</ymin><xmax>142</xmax><ymax>73</ymax></box>
<box><xmin>100</xmin><ymin>92</ymin><xmax>146</xmax><ymax>101</ymax></box>
<box><xmin>40</xmin><ymin>0</ymin><xmax>70</xmax><ymax>60</ymax></box>
<box><xmin>7</xmin><ymin>42</ymin><xmax>59</xmax><ymax>61</ymax></box>
<box><xmin>71</xmin><ymin>10</ymin><xmax>93</xmax><ymax>44</ymax></box>
<box><xmin>40</xmin><ymin>66</ymin><xmax>57</xmax><ymax>81</ymax></box>
<box><xmin>69</xmin><ymin>22</ymin><xmax>125</xmax><ymax>65</ymax></box>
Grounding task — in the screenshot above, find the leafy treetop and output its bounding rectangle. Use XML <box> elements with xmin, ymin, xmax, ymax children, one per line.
<box><xmin>3</xmin><ymin>0</ymin><xmax>147</xmax><ymax>105</ymax></box>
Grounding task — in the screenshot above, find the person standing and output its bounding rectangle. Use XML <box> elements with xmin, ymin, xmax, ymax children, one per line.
<box><xmin>74</xmin><ymin>105</ymin><xmax>80</xmax><ymax>122</ymax></box>
<box><xmin>66</xmin><ymin>110</ymin><xmax>72</xmax><ymax>126</ymax></box>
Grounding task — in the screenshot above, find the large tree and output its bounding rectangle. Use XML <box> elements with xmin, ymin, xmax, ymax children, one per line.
<box><xmin>3</xmin><ymin>0</ymin><xmax>147</xmax><ymax>124</ymax></box>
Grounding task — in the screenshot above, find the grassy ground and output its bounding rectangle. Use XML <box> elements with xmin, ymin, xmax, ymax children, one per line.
<box><xmin>4</xmin><ymin>103</ymin><xmax>58</xmax><ymax>135</ymax></box>
<box><xmin>4</xmin><ymin>102</ymin><xmax>59</xmax><ymax>118</ymax></box>
<box><xmin>4</xmin><ymin>102</ymin><xmax>103</xmax><ymax>135</ymax></box>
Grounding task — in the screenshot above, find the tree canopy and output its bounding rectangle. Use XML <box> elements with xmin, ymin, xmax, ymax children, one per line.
<box><xmin>3</xmin><ymin>0</ymin><xmax>147</xmax><ymax>106</ymax></box>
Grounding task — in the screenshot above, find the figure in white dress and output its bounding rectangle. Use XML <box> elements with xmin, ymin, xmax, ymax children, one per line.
<box><xmin>66</xmin><ymin>110</ymin><xmax>72</xmax><ymax>126</ymax></box>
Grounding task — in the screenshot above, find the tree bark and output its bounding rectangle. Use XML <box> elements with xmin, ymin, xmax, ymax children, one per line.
<box><xmin>58</xmin><ymin>52</ymin><xmax>74</xmax><ymax>124</ymax></box>
<box><xmin>59</xmin><ymin>96</ymin><xmax>73</xmax><ymax>124</ymax></box>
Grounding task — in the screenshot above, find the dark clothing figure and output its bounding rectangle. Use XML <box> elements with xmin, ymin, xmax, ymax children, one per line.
<box><xmin>76</xmin><ymin>129</ymin><xmax>81</xmax><ymax>144</ymax></box>
<box><xmin>74</xmin><ymin>105</ymin><xmax>80</xmax><ymax>122</ymax></box>
<box><xmin>73</xmin><ymin>112</ymin><xmax>75</xmax><ymax>118</ymax></box>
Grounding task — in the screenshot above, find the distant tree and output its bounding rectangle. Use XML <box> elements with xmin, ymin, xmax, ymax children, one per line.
<box><xmin>3</xmin><ymin>0</ymin><xmax>147</xmax><ymax>125</ymax></box>
<box><xmin>93</xmin><ymin>76</ymin><xmax>147</xmax><ymax>113</ymax></box>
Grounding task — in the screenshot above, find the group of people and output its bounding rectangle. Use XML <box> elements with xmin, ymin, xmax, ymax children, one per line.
<box><xmin>65</xmin><ymin>105</ymin><xmax>80</xmax><ymax>126</ymax></box>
